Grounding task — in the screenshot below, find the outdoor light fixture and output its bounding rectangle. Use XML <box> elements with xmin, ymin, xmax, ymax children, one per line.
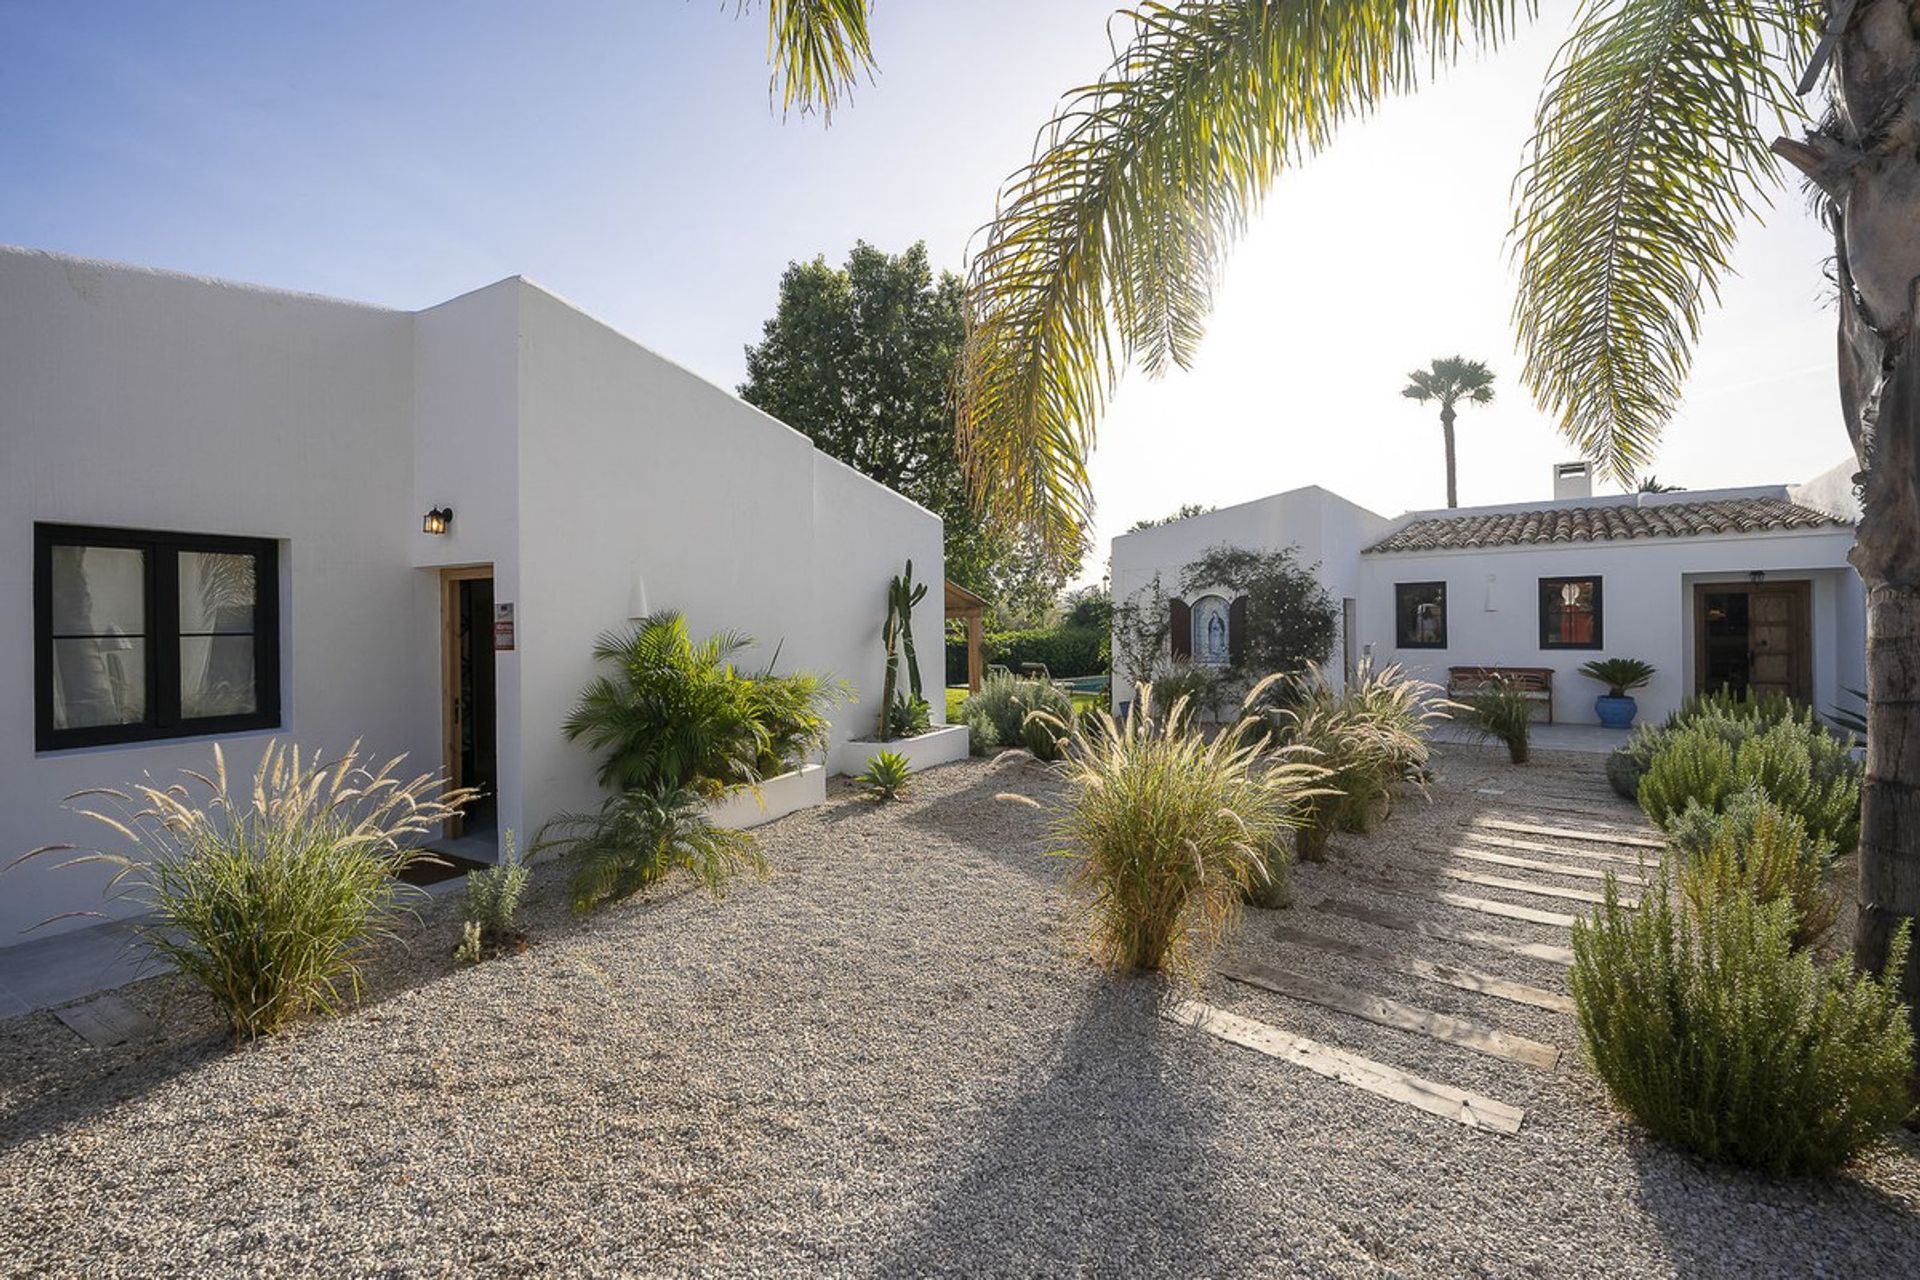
<box><xmin>1749</xmin><ymin>569</ymin><xmax>1766</xmax><ymax>585</ymax></box>
<box><xmin>423</xmin><ymin>507</ymin><xmax>453</xmax><ymax>535</ymax></box>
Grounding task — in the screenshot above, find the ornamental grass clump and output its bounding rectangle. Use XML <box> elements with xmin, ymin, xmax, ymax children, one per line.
<box><xmin>1571</xmin><ymin>874</ymin><xmax>1912</xmax><ymax>1176</ymax></box>
<box><xmin>16</xmin><ymin>741</ymin><xmax>474</xmax><ymax>1042</ymax></box>
<box><xmin>962</xmin><ymin>671</ymin><xmax>1075</xmax><ymax>761</ymax></box>
<box><xmin>1272</xmin><ymin>663</ymin><xmax>1448</xmax><ymax>860</ymax></box>
<box><xmin>1043</xmin><ymin>677</ymin><xmax>1329</xmax><ymax>975</ymax></box>
<box><xmin>1461</xmin><ymin>677</ymin><xmax>1536</xmax><ymax>764</ymax></box>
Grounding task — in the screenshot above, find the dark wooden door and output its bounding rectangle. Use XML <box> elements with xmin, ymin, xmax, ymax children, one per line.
<box><xmin>1747</xmin><ymin>584</ymin><xmax>1811</xmax><ymax>704</ymax></box>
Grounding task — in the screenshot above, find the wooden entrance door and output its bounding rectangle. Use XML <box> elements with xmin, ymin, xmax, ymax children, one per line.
<box><xmin>1693</xmin><ymin>581</ymin><xmax>1812</xmax><ymax>705</ymax></box>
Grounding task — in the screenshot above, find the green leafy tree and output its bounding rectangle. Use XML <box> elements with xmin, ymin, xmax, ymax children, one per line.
<box><xmin>1401</xmin><ymin>357</ymin><xmax>1496</xmax><ymax>509</ymax></box>
<box><xmin>756</xmin><ymin>0</ymin><xmax>1920</xmax><ymax>1054</ymax></box>
<box><xmin>739</xmin><ymin>241</ymin><xmax>1073</xmax><ymax>623</ymax></box>
<box><xmin>1127</xmin><ymin>502</ymin><xmax>1216</xmax><ymax>532</ymax></box>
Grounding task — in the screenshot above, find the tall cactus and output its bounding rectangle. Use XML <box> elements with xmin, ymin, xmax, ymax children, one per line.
<box><xmin>878</xmin><ymin>559</ymin><xmax>927</xmax><ymax>739</ymax></box>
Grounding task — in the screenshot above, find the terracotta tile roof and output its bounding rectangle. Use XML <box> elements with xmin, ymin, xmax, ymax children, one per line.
<box><xmin>1364</xmin><ymin>496</ymin><xmax>1850</xmax><ymax>555</ymax></box>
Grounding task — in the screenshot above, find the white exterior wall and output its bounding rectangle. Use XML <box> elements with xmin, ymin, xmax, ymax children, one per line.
<box><xmin>0</xmin><ymin>248</ymin><xmax>427</xmax><ymax>941</ymax></box>
<box><xmin>0</xmin><ymin>249</ymin><xmax>941</xmax><ymax>942</ymax></box>
<box><xmin>1107</xmin><ymin>486</ymin><xmax>1393</xmax><ymax>708</ymax></box>
<box><xmin>1358</xmin><ymin>528</ymin><xmax>1861</xmax><ymax>724</ymax></box>
<box><xmin>510</xmin><ymin>282</ymin><xmax>943</xmax><ymax>834</ymax></box>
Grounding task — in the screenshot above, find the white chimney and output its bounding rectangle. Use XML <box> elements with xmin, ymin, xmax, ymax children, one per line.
<box><xmin>1553</xmin><ymin>460</ymin><xmax>1593</xmax><ymax>501</ymax></box>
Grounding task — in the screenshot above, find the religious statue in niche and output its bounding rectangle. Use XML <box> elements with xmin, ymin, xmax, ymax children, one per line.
<box><xmin>1191</xmin><ymin>594</ymin><xmax>1231</xmax><ymax>667</ymax></box>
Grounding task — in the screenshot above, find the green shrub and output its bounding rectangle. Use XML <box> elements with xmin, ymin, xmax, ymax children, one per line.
<box><xmin>1606</xmin><ymin>689</ymin><xmax>1801</xmax><ymax>800</ymax></box>
<box><xmin>858</xmin><ymin>749</ymin><xmax>914</xmax><ymax>800</ymax></box>
<box><xmin>883</xmin><ymin>695</ymin><xmax>932</xmax><ymax>740</ymax></box>
<box><xmin>963</xmin><ymin>702</ymin><xmax>1000</xmax><ymax>755</ymax></box>
<box><xmin>985</xmin><ymin>624</ymin><xmax>1106</xmax><ymax>679</ymax></box>
<box><xmin>456</xmin><ymin>830</ymin><xmax>530</xmax><ymax>963</ymax></box>
<box><xmin>25</xmin><ymin>741</ymin><xmax>473</xmax><ymax>1042</ymax></box>
<box><xmin>1571</xmin><ymin>875</ymin><xmax>1912</xmax><ymax>1175</ymax></box>
<box><xmin>1639</xmin><ymin>715</ymin><xmax>1862</xmax><ymax>857</ymax></box>
<box><xmin>1144</xmin><ymin>662</ymin><xmax>1220</xmax><ymax>725</ymax></box>
<box><xmin>1273</xmin><ymin>663</ymin><xmax>1446</xmax><ymax>858</ymax></box>
<box><xmin>1638</xmin><ymin>724</ymin><xmax>1735</xmax><ymax>822</ymax></box>
<box><xmin>562</xmin><ymin>612</ymin><xmax>847</xmax><ymax>798</ymax></box>
<box><xmin>535</xmin><ymin>783</ymin><xmax>766</xmax><ymax>914</ymax></box>
<box><xmin>1670</xmin><ymin>792</ymin><xmax>1838</xmax><ymax>949</ymax></box>
<box><xmin>1047</xmin><ymin>678</ymin><xmax>1329</xmax><ymax>974</ymax></box>
<box><xmin>1462</xmin><ymin>679</ymin><xmax>1536</xmax><ymax>764</ymax></box>
<box><xmin>963</xmin><ymin>672</ymin><xmax>1075</xmax><ymax>761</ymax></box>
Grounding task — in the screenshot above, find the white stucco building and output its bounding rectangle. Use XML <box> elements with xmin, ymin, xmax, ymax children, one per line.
<box><xmin>1110</xmin><ymin>460</ymin><xmax>1865</xmax><ymax>727</ymax></box>
<box><xmin>1</xmin><ymin>246</ymin><xmax>957</xmax><ymax>942</ymax></box>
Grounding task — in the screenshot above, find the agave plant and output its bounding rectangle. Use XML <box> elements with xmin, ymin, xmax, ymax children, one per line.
<box><xmin>857</xmin><ymin>749</ymin><xmax>914</xmax><ymax>801</ymax></box>
<box><xmin>12</xmin><ymin>741</ymin><xmax>474</xmax><ymax>1041</ymax></box>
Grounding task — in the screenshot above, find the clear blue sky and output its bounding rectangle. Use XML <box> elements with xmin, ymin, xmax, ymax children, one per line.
<box><xmin>1</xmin><ymin>2</ymin><xmax>1850</xmax><ymax>582</ymax></box>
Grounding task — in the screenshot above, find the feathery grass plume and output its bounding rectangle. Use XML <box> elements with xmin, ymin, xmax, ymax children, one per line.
<box><xmin>1571</xmin><ymin>870</ymin><xmax>1911</xmax><ymax>1175</ymax></box>
<box><xmin>535</xmin><ymin>783</ymin><xmax>766</xmax><ymax>915</ymax></box>
<box><xmin>1043</xmin><ymin>675</ymin><xmax>1331</xmax><ymax>976</ymax></box>
<box><xmin>1460</xmin><ymin>677</ymin><xmax>1536</xmax><ymax>764</ymax></box>
<box><xmin>1273</xmin><ymin>662</ymin><xmax>1451</xmax><ymax>859</ymax></box>
<box><xmin>11</xmin><ymin>740</ymin><xmax>475</xmax><ymax>1042</ymax></box>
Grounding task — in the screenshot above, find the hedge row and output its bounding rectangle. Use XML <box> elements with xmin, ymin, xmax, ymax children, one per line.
<box><xmin>945</xmin><ymin>624</ymin><xmax>1108</xmax><ymax>683</ymax></box>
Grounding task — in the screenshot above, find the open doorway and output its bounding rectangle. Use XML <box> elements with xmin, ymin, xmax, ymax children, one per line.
<box><xmin>1693</xmin><ymin>581</ymin><xmax>1812</xmax><ymax>705</ymax></box>
<box><xmin>440</xmin><ymin>565</ymin><xmax>497</xmax><ymax>846</ymax></box>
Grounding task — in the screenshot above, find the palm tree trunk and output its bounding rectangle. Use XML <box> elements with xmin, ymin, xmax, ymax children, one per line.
<box><xmin>1440</xmin><ymin>405</ymin><xmax>1458</xmax><ymax>508</ymax></box>
<box><xmin>1776</xmin><ymin>0</ymin><xmax>1920</xmax><ymax>1068</ymax></box>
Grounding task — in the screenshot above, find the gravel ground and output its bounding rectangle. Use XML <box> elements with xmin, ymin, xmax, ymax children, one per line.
<box><xmin>1</xmin><ymin>745</ymin><xmax>1917</xmax><ymax>1277</ymax></box>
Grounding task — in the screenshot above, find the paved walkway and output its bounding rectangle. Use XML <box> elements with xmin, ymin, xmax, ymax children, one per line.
<box><xmin>0</xmin><ymin>918</ymin><xmax>153</xmax><ymax>1017</ymax></box>
<box><xmin>1432</xmin><ymin>721</ymin><xmax>1633</xmax><ymax>755</ymax></box>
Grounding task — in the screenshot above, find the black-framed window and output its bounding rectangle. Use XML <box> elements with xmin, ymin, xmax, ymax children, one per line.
<box><xmin>35</xmin><ymin>524</ymin><xmax>279</xmax><ymax>750</ymax></box>
<box><xmin>1394</xmin><ymin>581</ymin><xmax>1448</xmax><ymax>649</ymax></box>
<box><xmin>1539</xmin><ymin>575</ymin><xmax>1603</xmax><ymax>650</ymax></box>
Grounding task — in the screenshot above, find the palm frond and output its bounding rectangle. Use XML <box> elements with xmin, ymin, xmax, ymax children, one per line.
<box><xmin>756</xmin><ymin>0</ymin><xmax>875</xmax><ymax>120</ymax></box>
<box><xmin>960</xmin><ymin>0</ymin><xmax>1526</xmax><ymax>562</ymax></box>
<box><xmin>1510</xmin><ymin>0</ymin><xmax>1810</xmax><ymax>484</ymax></box>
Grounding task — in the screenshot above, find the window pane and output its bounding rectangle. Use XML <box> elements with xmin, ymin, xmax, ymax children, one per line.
<box><xmin>49</xmin><ymin>545</ymin><xmax>145</xmax><ymax>636</ymax></box>
<box><xmin>180</xmin><ymin>636</ymin><xmax>257</xmax><ymax>718</ymax></box>
<box><xmin>51</xmin><ymin>637</ymin><xmax>147</xmax><ymax>728</ymax></box>
<box><xmin>179</xmin><ymin>551</ymin><xmax>257</xmax><ymax>634</ymax></box>
<box><xmin>1544</xmin><ymin>579</ymin><xmax>1599</xmax><ymax>646</ymax></box>
<box><xmin>1396</xmin><ymin>583</ymin><xmax>1445</xmax><ymax>646</ymax></box>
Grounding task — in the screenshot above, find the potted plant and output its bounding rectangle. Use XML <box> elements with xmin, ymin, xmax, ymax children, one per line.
<box><xmin>1579</xmin><ymin>658</ymin><xmax>1656</xmax><ymax>729</ymax></box>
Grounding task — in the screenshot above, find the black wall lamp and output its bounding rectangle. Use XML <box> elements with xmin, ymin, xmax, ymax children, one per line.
<box><xmin>423</xmin><ymin>507</ymin><xmax>453</xmax><ymax>535</ymax></box>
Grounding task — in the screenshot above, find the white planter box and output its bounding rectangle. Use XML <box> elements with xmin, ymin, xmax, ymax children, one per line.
<box><xmin>830</xmin><ymin>723</ymin><xmax>971</xmax><ymax>778</ymax></box>
<box><xmin>707</xmin><ymin>763</ymin><xmax>827</xmax><ymax>830</ymax></box>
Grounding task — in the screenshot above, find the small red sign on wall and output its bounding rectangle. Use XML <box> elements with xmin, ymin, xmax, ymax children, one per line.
<box><xmin>493</xmin><ymin>602</ymin><xmax>515</xmax><ymax>651</ymax></box>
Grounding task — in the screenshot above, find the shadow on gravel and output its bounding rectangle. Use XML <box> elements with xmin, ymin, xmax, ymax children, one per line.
<box><xmin>0</xmin><ymin>858</ymin><xmax>628</xmax><ymax>1159</ymax></box>
<box><xmin>1623</xmin><ymin>1131</ymin><xmax>1920</xmax><ymax>1275</ymax></box>
<box><xmin>879</xmin><ymin>979</ymin><xmax>1235</xmax><ymax>1276</ymax></box>
<box><xmin>898</xmin><ymin>752</ymin><xmax>1063</xmax><ymax>880</ymax></box>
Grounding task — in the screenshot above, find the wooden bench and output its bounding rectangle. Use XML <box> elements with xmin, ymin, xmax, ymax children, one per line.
<box><xmin>1448</xmin><ymin>666</ymin><xmax>1555</xmax><ymax>724</ymax></box>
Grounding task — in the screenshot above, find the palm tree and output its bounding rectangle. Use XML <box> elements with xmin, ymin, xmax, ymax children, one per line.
<box><xmin>1402</xmin><ymin>357</ymin><xmax>1495</xmax><ymax>508</ymax></box>
<box><xmin>761</xmin><ymin>2</ymin><xmax>1920</xmax><ymax>1048</ymax></box>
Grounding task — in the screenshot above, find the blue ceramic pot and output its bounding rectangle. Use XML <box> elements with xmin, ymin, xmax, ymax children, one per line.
<box><xmin>1595</xmin><ymin>694</ymin><xmax>1638</xmax><ymax>729</ymax></box>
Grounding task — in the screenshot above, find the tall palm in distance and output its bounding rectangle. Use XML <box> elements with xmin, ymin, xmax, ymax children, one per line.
<box><xmin>1401</xmin><ymin>357</ymin><xmax>1495</xmax><ymax>509</ymax></box>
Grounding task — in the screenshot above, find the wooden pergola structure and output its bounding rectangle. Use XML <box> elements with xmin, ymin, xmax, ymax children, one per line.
<box><xmin>944</xmin><ymin>579</ymin><xmax>990</xmax><ymax>692</ymax></box>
